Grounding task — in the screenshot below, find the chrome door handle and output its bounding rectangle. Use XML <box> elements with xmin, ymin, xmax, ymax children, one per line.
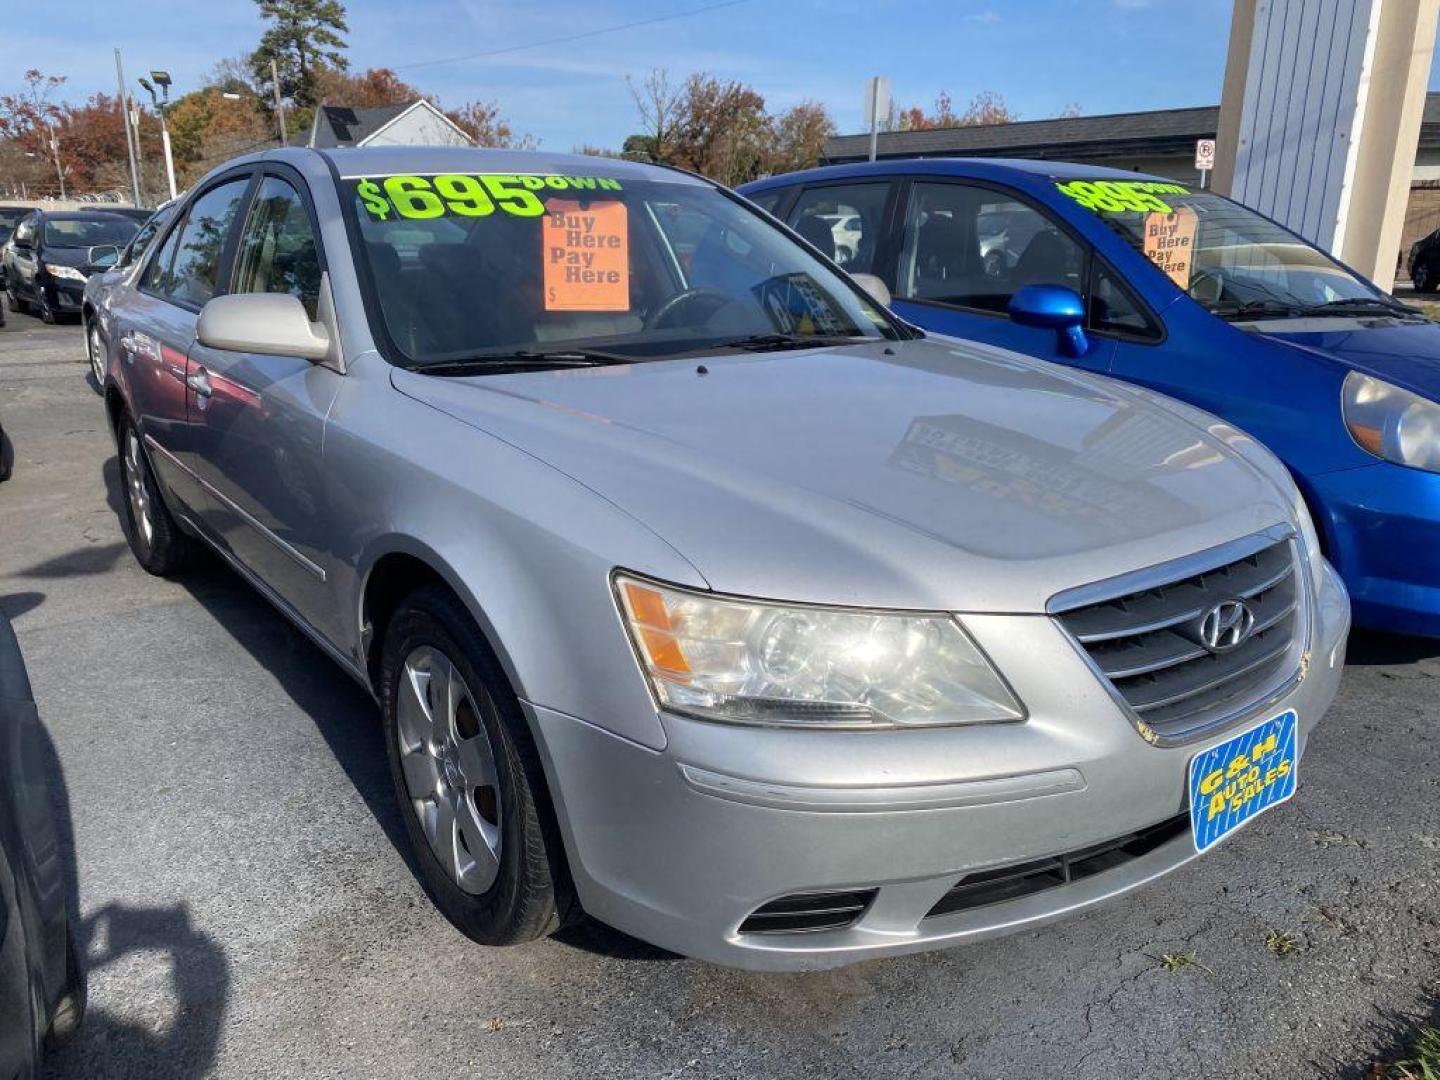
<box><xmin>186</xmin><ymin>368</ymin><xmax>212</xmax><ymax>397</ymax></box>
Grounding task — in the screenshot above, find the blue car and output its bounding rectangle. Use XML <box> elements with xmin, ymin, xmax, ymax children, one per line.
<box><xmin>741</xmin><ymin>160</ymin><xmax>1440</xmax><ymax>637</ymax></box>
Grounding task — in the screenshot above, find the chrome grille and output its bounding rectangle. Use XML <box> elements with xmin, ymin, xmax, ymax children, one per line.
<box><xmin>1054</xmin><ymin>536</ymin><xmax>1301</xmax><ymax>740</ymax></box>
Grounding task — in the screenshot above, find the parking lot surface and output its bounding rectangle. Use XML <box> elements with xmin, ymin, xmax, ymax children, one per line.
<box><xmin>1</xmin><ymin>312</ymin><xmax>1436</xmax><ymax>1079</ymax></box>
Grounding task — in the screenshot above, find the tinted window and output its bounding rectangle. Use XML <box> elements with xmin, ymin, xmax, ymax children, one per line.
<box><xmin>897</xmin><ymin>182</ymin><xmax>1085</xmax><ymax>313</ymax></box>
<box><xmin>232</xmin><ymin>176</ymin><xmax>322</xmax><ymax>318</ymax></box>
<box><xmin>42</xmin><ymin>216</ymin><xmax>138</xmax><ymax>249</ymax></box>
<box><xmin>786</xmin><ymin>183</ymin><xmax>890</xmax><ymax>274</ymax></box>
<box><xmin>156</xmin><ymin>177</ymin><xmax>248</xmax><ymax>307</ymax></box>
<box><xmin>1089</xmin><ymin>261</ymin><xmax>1156</xmax><ymax>338</ymax></box>
<box><xmin>747</xmin><ymin>189</ymin><xmax>786</xmax><ymax>215</ymax></box>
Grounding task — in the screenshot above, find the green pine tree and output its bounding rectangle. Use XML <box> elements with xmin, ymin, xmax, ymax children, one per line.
<box><xmin>250</xmin><ymin>0</ymin><xmax>349</xmax><ymax>112</ymax></box>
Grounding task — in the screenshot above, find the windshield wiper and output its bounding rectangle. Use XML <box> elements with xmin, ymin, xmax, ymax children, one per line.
<box><xmin>1212</xmin><ymin>300</ymin><xmax>1304</xmax><ymax>321</ymax></box>
<box><xmin>415</xmin><ymin>348</ymin><xmax>636</xmax><ymax>376</ymax></box>
<box><xmin>720</xmin><ymin>332</ymin><xmax>870</xmax><ymax>352</ymax></box>
<box><xmin>1300</xmin><ymin>297</ymin><xmax>1424</xmax><ymax>318</ymax></box>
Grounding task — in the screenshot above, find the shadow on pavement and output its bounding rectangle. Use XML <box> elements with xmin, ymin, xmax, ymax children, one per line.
<box><xmin>44</xmin><ymin>903</ymin><xmax>230</xmax><ymax>1080</ymax></box>
<box><xmin>1344</xmin><ymin>628</ymin><xmax>1440</xmax><ymax>666</ymax></box>
<box><xmin>0</xmin><ymin>591</ymin><xmax>44</xmax><ymax>619</ymax></box>
<box><xmin>15</xmin><ymin>543</ymin><xmax>129</xmax><ymax>580</ymax></box>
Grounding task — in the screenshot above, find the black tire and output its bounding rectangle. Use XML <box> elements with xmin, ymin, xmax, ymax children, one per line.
<box><xmin>1414</xmin><ymin>262</ymin><xmax>1438</xmax><ymax>294</ymax></box>
<box><xmin>116</xmin><ymin>414</ymin><xmax>193</xmax><ymax>575</ymax></box>
<box><xmin>6</xmin><ymin>288</ymin><xmax>25</xmax><ymax>314</ymax></box>
<box><xmin>380</xmin><ymin>585</ymin><xmax>574</xmax><ymax>946</ymax></box>
<box><xmin>0</xmin><ymin>422</ymin><xmax>11</xmax><ymax>483</ymax></box>
<box><xmin>36</xmin><ymin>290</ymin><xmax>55</xmax><ymax>325</ymax></box>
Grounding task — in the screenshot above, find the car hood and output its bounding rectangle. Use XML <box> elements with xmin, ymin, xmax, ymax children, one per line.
<box><xmin>393</xmin><ymin>337</ymin><xmax>1292</xmax><ymax>612</ymax></box>
<box><xmin>1252</xmin><ymin>317</ymin><xmax>1440</xmax><ymax>401</ymax></box>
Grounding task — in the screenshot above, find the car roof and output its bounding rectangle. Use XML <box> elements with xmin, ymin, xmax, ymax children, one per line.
<box><xmin>33</xmin><ymin>210</ymin><xmax>143</xmax><ymax>221</ymax></box>
<box><xmin>740</xmin><ymin>157</ymin><xmax>1177</xmax><ymax>192</ymax></box>
<box><xmin>312</xmin><ymin>146</ymin><xmax>711</xmax><ymax>187</ymax></box>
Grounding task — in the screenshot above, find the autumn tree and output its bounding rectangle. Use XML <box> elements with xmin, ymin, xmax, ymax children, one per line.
<box><xmin>765</xmin><ymin>100</ymin><xmax>836</xmax><ymax>175</ymax></box>
<box><xmin>664</xmin><ymin>73</ymin><xmax>769</xmax><ymax>186</ymax></box>
<box><xmin>166</xmin><ymin>86</ymin><xmax>274</xmax><ymax>181</ymax></box>
<box><xmin>0</xmin><ymin>69</ymin><xmax>66</xmax><ymax>159</ymax></box>
<box><xmin>314</xmin><ymin>66</ymin><xmax>422</xmax><ymax>108</ymax></box>
<box><xmin>898</xmin><ymin>89</ymin><xmax>1018</xmax><ymax>131</ymax></box>
<box><xmin>250</xmin><ymin>0</ymin><xmax>350</xmax><ymax>111</ymax></box>
<box><xmin>444</xmin><ymin>101</ymin><xmax>535</xmax><ymax>150</ymax></box>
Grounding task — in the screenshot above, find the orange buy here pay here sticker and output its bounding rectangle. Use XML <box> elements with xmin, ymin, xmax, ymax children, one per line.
<box><xmin>543</xmin><ymin>199</ymin><xmax>629</xmax><ymax>311</ymax></box>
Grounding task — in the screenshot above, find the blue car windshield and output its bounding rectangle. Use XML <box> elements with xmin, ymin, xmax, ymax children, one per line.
<box><xmin>1053</xmin><ymin>180</ymin><xmax>1398</xmax><ymax>320</ymax></box>
<box><xmin>339</xmin><ymin>170</ymin><xmax>897</xmax><ymax>369</ymax></box>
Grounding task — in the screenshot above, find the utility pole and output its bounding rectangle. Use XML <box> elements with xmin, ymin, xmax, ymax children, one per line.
<box><xmin>270</xmin><ymin>59</ymin><xmax>288</xmax><ymax>145</ymax></box>
<box><xmin>114</xmin><ymin>49</ymin><xmax>142</xmax><ymax>208</ymax></box>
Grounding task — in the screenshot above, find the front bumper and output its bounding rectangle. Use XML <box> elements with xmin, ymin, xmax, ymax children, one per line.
<box><xmin>530</xmin><ymin>560</ymin><xmax>1350</xmax><ymax>970</ymax></box>
<box><xmin>1309</xmin><ymin>461</ymin><xmax>1440</xmax><ymax>637</ymax></box>
<box><xmin>46</xmin><ymin>276</ymin><xmax>85</xmax><ymax>313</ymax></box>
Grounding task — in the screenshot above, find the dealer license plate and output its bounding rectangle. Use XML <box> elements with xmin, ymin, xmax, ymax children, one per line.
<box><xmin>1188</xmin><ymin>709</ymin><xmax>1298</xmax><ymax>853</ymax></box>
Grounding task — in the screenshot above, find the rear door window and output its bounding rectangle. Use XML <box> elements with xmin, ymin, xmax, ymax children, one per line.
<box><xmin>785</xmin><ymin>182</ymin><xmax>892</xmax><ymax>275</ymax></box>
<box><xmin>897</xmin><ymin>182</ymin><xmax>1085</xmax><ymax>313</ymax></box>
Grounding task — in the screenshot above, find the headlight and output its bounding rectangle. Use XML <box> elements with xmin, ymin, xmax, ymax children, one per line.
<box><xmin>614</xmin><ymin>574</ymin><xmax>1024</xmax><ymax>728</ymax></box>
<box><xmin>47</xmin><ymin>263</ymin><xmax>87</xmax><ymax>283</ymax></box>
<box><xmin>1342</xmin><ymin>371</ymin><xmax>1440</xmax><ymax>473</ymax></box>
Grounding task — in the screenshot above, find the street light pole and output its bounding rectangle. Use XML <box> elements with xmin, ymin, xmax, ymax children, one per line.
<box><xmin>139</xmin><ymin>73</ymin><xmax>177</xmax><ymax>200</ymax></box>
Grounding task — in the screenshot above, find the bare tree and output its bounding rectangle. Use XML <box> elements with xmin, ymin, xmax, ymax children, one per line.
<box><xmin>625</xmin><ymin>68</ymin><xmax>684</xmax><ymax>163</ymax></box>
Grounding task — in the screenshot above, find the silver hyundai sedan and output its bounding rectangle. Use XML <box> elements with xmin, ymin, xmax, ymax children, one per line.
<box><xmin>91</xmin><ymin>146</ymin><xmax>1349</xmax><ymax>970</ymax></box>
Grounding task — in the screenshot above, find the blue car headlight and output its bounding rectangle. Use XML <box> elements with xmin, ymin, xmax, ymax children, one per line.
<box><xmin>1342</xmin><ymin>371</ymin><xmax>1440</xmax><ymax>474</ymax></box>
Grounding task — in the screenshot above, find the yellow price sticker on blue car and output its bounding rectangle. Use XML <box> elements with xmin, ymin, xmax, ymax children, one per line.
<box><xmin>1056</xmin><ymin>179</ymin><xmax>1191</xmax><ymax>215</ymax></box>
<box><xmin>355</xmin><ymin>173</ymin><xmax>625</xmax><ymax>222</ymax></box>
<box><xmin>1188</xmin><ymin>709</ymin><xmax>1297</xmax><ymax>853</ymax></box>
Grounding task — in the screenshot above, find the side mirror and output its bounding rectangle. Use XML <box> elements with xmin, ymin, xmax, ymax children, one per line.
<box><xmin>197</xmin><ymin>293</ymin><xmax>329</xmax><ymax>361</ymax></box>
<box><xmin>851</xmin><ymin>272</ymin><xmax>892</xmax><ymax>308</ymax></box>
<box><xmin>88</xmin><ymin>245</ymin><xmax>121</xmax><ymax>268</ymax></box>
<box><xmin>1007</xmin><ymin>284</ymin><xmax>1089</xmax><ymax>357</ymax></box>
<box><xmin>12</xmin><ymin>235</ymin><xmax>32</xmax><ymax>251</ymax></box>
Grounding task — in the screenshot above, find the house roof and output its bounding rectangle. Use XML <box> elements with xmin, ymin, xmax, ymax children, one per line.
<box><xmin>824</xmin><ymin>92</ymin><xmax>1440</xmax><ymax>164</ymax></box>
<box><xmin>310</xmin><ymin>103</ymin><xmax>412</xmax><ymax>149</ymax></box>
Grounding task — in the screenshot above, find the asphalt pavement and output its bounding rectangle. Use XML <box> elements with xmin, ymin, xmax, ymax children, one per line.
<box><xmin>0</xmin><ymin>310</ymin><xmax>1436</xmax><ymax>1079</ymax></box>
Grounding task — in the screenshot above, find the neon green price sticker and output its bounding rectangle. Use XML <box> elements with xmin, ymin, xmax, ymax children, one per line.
<box><xmin>356</xmin><ymin>173</ymin><xmax>625</xmax><ymax>222</ymax></box>
<box><xmin>1055</xmin><ymin>179</ymin><xmax>1190</xmax><ymax>215</ymax></box>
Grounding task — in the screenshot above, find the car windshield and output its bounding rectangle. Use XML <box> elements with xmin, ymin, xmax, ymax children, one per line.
<box><xmin>341</xmin><ymin>169</ymin><xmax>898</xmax><ymax>369</ymax></box>
<box><xmin>42</xmin><ymin>216</ymin><xmax>140</xmax><ymax>249</ymax></box>
<box><xmin>1052</xmin><ymin>179</ymin><xmax>1404</xmax><ymax>320</ymax></box>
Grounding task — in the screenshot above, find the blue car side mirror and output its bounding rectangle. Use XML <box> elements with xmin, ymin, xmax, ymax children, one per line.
<box><xmin>1007</xmin><ymin>284</ymin><xmax>1090</xmax><ymax>357</ymax></box>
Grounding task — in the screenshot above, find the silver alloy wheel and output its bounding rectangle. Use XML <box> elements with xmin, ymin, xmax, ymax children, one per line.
<box><xmin>123</xmin><ymin>429</ymin><xmax>154</xmax><ymax>547</ymax></box>
<box><xmin>88</xmin><ymin>322</ymin><xmax>104</xmax><ymax>384</ymax></box>
<box><xmin>396</xmin><ymin>645</ymin><xmax>503</xmax><ymax>894</ymax></box>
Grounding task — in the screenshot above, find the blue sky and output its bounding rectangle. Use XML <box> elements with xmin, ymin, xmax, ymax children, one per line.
<box><xmin>5</xmin><ymin>0</ymin><xmax>1440</xmax><ymax>150</ymax></box>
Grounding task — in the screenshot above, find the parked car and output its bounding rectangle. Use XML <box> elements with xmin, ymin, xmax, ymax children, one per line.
<box><xmin>0</xmin><ymin>205</ymin><xmax>33</xmax><ymax>310</ymax></box>
<box><xmin>1406</xmin><ymin>226</ymin><xmax>1440</xmax><ymax>292</ymax></box>
<box><xmin>94</xmin><ymin>146</ymin><xmax>1347</xmax><ymax>971</ymax></box>
<box><xmin>744</xmin><ymin>160</ymin><xmax>1440</xmax><ymax>638</ymax></box>
<box><xmin>0</xmin><ymin>613</ymin><xmax>85</xmax><ymax>1073</ymax></box>
<box><xmin>93</xmin><ymin>206</ymin><xmax>155</xmax><ymax>224</ymax></box>
<box><xmin>83</xmin><ymin>200</ymin><xmax>179</xmax><ymax>387</ymax></box>
<box><xmin>4</xmin><ymin>211</ymin><xmax>140</xmax><ymax>323</ymax></box>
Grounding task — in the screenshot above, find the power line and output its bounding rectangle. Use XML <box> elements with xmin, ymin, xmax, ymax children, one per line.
<box><xmin>393</xmin><ymin>0</ymin><xmax>752</xmax><ymax>72</ymax></box>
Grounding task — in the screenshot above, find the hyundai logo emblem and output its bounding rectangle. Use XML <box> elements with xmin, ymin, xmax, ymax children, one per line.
<box><xmin>1199</xmin><ymin>599</ymin><xmax>1256</xmax><ymax>653</ymax></box>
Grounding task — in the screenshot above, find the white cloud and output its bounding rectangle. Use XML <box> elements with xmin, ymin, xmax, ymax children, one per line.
<box><xmin>964</xmin><ymin>10</ymin><xmax>1002</xmax><ymax>23</ymax></box>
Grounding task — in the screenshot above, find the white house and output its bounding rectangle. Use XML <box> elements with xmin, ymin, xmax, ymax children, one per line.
<box><xmin>306</xmin><ymin>99</ymin><xmax>473</xmax><ymax>149</ymax></box>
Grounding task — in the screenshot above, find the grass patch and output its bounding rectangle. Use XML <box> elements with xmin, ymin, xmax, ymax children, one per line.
<box><xmin>1157</xmin><ymin>951</ymin><xmax>1213</xmax><ymax>975</ymax></box>
<box><xmin>1374</xmin><ymin>1025</ymin><xmax>1440</xmax><ymax>1079</ymax></box>
<box><xmin>1265</xmin><ymin>929</ymin><xmax>1301</xmax><ymax>956</ymax></box>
